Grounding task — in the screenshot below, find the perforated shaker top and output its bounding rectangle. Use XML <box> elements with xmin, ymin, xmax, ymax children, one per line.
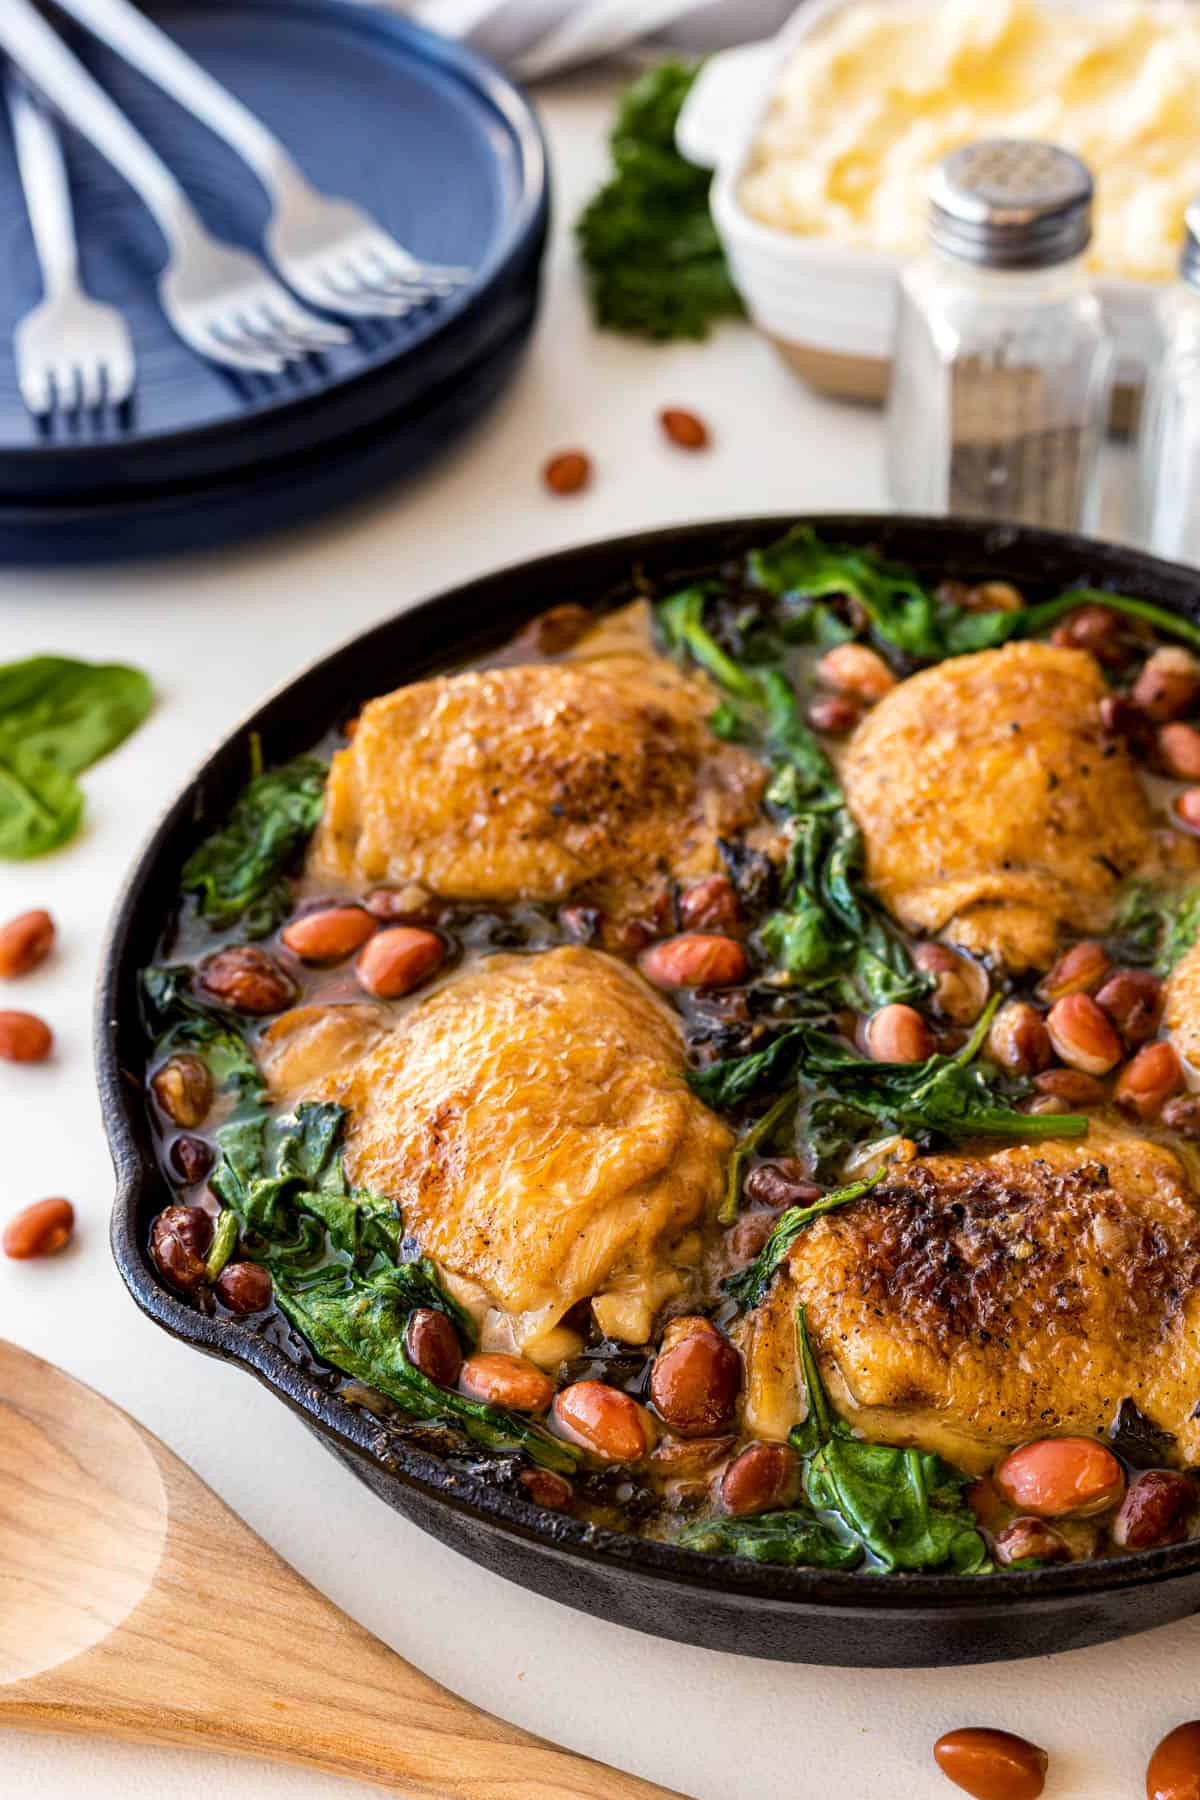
<box><xmin>928</xmin><ymin>140</ymin><xmax>1094</xmax><ymax>269</ymax></box>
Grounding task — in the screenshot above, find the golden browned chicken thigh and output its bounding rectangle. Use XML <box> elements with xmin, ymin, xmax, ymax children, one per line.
<box><xmin>309</xmin><ymin>603</ymin><xmax>770</xmax><ymax>935</ymax></box>
<box><xmin>262</xmin><ymin>946</ymin><xmax>731</xmax><ymax>1362</ymax></box>
<box><xmin>1165</xmin><ymin>937</ymin><xmax>1200</xmax><ymax>1073</ymax></box>
<box><xmin>840</xmin><ymin>642</ymin><xmax>1154</xmax><ymax>971</ymax></box>
<box><xmin>740</xmin><ymin>1128</ymin><xmax>1200</xmax><ymax>1471</ymax></box>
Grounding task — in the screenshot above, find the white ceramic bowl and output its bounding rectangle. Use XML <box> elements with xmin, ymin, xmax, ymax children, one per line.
<box><xmin>676</xmin><ymin>0</ymin><xmax>1164</xmax><ymax>407</ymax></box>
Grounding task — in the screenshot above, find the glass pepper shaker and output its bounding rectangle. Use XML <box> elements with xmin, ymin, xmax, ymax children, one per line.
<box><xmin>886</xmin><ymin>141</ymin><xmax>1114</xmax><ymax>529</ymax></box>
<box><xmin>1137</xmin><ymin>198</ymin><xmax>1200</xmax><ymax>563</ymax></box>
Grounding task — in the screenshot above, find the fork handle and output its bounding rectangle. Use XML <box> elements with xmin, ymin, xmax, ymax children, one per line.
<box><xmin>5</xmin><ymin>75</ymin><xmax>79</xmax><ymax>295</ymax></box>
<box><xmin>0</xmin><ymin>0</ymin><xmax>195</xmax><ymax>250</ymax></box>
<box><xmin>48</xmin><ymin>0</ymin><xmax>298</xmax><ymax>194</ymax></box>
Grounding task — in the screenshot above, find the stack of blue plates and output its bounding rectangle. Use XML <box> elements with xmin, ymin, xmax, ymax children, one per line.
<box><xmin>0</xmin><ymin>0</ymin><xmax>548</xmax><ymax>563</ymax></box>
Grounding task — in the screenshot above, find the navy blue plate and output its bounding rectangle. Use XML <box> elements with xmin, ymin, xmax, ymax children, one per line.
<box><xmin>0</xmin><ymin>0</ymin><xmax>547</xmax><ymax>513</ymax></box>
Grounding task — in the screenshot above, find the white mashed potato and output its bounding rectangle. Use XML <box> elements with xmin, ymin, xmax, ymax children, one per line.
<box><xmin>739</xmin><ymin>0</ymin><xmax>1200</xmax><ymax>281</ymax></box>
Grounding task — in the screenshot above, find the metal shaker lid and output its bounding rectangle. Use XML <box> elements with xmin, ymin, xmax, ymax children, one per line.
<box><xmin>929</xmin><ymin>140</ymin><xmax>1094</xmax><ymax>269</ymax></box>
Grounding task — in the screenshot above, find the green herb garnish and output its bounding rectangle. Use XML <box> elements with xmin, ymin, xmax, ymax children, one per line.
<box><xmin>0</xmin><ymin>655</ymin><xmax>153</xmax><ymax>857</ymax></box>
<box><xmin>792</xmin><ymin>1308</ymin><xmax>989</xmax><ymax>1573</ymax></box>
<box><xmin>182</xmin><ymin>754</ymin><xmax>327</xmax><ymax>937</ymax></box>
<box><xmin>576</xmin><ymin>62</ymin><xmax>743</xmax><ymax>341</ymax></box>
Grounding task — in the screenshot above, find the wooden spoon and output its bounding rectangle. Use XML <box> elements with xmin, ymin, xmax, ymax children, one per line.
<box><xmin>0</xmin><ymin>1339</ymin><xmax>688</xmax><ymax>1798</ymax></box>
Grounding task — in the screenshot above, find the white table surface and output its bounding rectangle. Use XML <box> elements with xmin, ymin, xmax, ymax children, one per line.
<box><xmin>1</xmin><ymin>60</ymin><xmax>1191</xmax><ymax>1800</ymax></box>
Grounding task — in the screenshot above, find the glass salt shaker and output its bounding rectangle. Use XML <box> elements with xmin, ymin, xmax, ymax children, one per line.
<box><xmin>886</xmin><ymin>141</ymin><xmax>1114</xmax><ymax>529</ymax></box>
<box><xmin>1137</xmin><ymin>198</ymin><xmax>1200</xmax><ymax>563</ymax></box>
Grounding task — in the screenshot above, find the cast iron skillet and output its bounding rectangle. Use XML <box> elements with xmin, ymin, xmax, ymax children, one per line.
<box><xmin>101</xmin><ymin>514</ymin><xmax>1200</xmax><ymax>1668</ymax></box>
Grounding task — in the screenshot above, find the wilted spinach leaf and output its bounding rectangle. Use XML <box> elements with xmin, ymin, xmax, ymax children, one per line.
<box><xmin>0</xmin><ymin>655</ymin><xmax>153</xmax><ymax>857</ymax></box>
<box><xmin>141</xmin><ymin>963</ymin><xmax>263</xmax><ymax>1097</ymax></box>
<box><xmin>791</xmin><ymin>1308</ymin><xmax>989</xmax><ymax>1573</ymax></box>
<box><xmin>273</xmin><ymin>1264</ymin><xmax>578</xmax><ymax>1475</ymax></box>
<box><xmin>211</xmin><ymin>1100</ymin><xmax>409</xmax><ymax>1276</ymax></box>
<box><xmin>724</xmin><ymin>1168</ymin><xmax>885</xmax><ymax>1311</ymax></box>
<box><xmin>1112</xmin><ymin>881</ymin><xmax>1200</xmax><ymax>975</ymax></box>
<box><xmin>679</xmin><ymin>1508</ymin><xmax>858</xmax><ymax>1570</ymax></box>
<box><xmin>182</xmin><ymin>754</ymin><xmax>327</xmax><ymax>936</ymax></box>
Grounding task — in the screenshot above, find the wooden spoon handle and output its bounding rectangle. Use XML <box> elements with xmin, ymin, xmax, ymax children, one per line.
<box><xmin>0</xmin><ymin>1342</ymin><xmax>688</xmax><ymax>1800</ymax></box>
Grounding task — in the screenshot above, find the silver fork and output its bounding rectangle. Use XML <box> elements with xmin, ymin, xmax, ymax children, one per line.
<box><xmin>0</xmin><ymin>0</ymin><xmax>348</xmax><ymax>374</ymax></box>
<box><xmin>50</xmin><ymin>0</ymin><xmax>473</xmax><ymax>319</ymax></box>
<box><xmin>6</xmin><ymin>73</ymin><xmax>134</xmax><ymax>417</ymax></box>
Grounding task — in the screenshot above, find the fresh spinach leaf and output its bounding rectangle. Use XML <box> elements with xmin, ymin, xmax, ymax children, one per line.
<box><xmin>721</xmin><ymin>1087</ymin><xmax>796</xmax><ymax>1225</ymax></box>
<box><xmin>678</xmin><ymin>1508</ymin><xmax>859</xmax><ymax>1570</ymax></box>
<box><xmin>204</xmin><ymin>1209</ymin><xmax>239</xmax><ymax>1283</ymax></box>
<box><xmin>791</xmin><ymin>1307</ymin><xmax>989</xmax><ymax>1573</ymax></box>
<box><xmin>273</xmin><ymin>1265</ymin><xmax>578</xmax><ymax>1475</ymax></box>
<box><xmin>725</xmin><ymin>1168</ymin><xmax>885</xmax><ymax>1311</ymax></box>
<box><xmin>576</xmin><ymin>62</ymin><xmax>744</xmax><ymax>342</ymax></box>
<box><xmin>0</xmin><ymin>655</ymin><xmax>153</xmax><ymax>857</ymax></box>
<box><xmin>141</xmin><ymin>963</ymin><xmax>264</xmax><ymax>1098</ymax></box>
<box><xmin>182</xmin><ymin>755</ymin><xmax>327</xmax><ymax>937</ymax></box>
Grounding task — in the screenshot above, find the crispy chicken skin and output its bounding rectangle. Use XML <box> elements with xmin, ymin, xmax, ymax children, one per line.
<box><xmin>262</xmin><ymin>947</ymin><xmax>732</xmax><ymax>1361</ymax></box>
<box><xmin>741</xmin><ymin>1129</ymin><xmax>1200</xmax><ymax>1471</ymax></box>
<box><xmin>840</xmin><ymin>642</ymin><xmax>1154</xmax><ymax>971</ymax></box>
<box><xmin>1166</xmin><ymin>938</ymin><xmax>1200</xmax><ymax>1073</ymax></box>
<box><xmin>309</xmin><ymin>603</ymin><xmax>770</xmax><ymax>935</ymax></box>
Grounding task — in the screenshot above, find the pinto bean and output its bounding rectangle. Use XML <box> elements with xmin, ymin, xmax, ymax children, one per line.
<box><xmin>214</xmin><ymin>1261</ymin><xmax>273</xmax><ymax>1314</ymax></box>
<box><xmin>356</xmin><ymin>927</ymin><xmax>445</xmax><ymax>999</ymax></box>
<box><xmin>405</xmin><ymin>1308</ymin><xmax>463</xmax><ymax>1387</ymax></box>
<box><xmin>460</xmin><ymin>1353</ymin><xmax>554</xmax><ymax>1413</ymax></box>
<box><xmin>1095</xmin><ymin>969</ymin><xmax>1163</xmax><ymax>1048</ymax></box>
<box><xmin>1114</xmin><ymin>1042</ymin><xmax>1183</xmax><ymax>1121</ymax></box>
<box><xmin>169</xmin><ymin>1134</ymin><xmax>214</xmax><ymax>1184</ymax></box>
<box><xmin>914</xmin><ymin>943</ymin><xmax>989</xmax><ymax>1026</ymax></box>
<box><xmin>3</xmin><ymin>1197</ymin><xmax>74</xmax><ymax>1260</ymax></box>
<box><xmin>364</xmin><ymin>883</ymin><xmax>442</xmax><ymax>925</ymax></box>
<box><xmin>553</xmin><ymin>1381</ymin><xmax>653</xmax><ymax>1463</ymax></box>
<box><xmin>150</xmin><ymin>1204</ymin><xmax>213</xmax><ymax>1295</ymax></box>
<box><xmin>650</xmin><ymin>1320</ymin><xmax>741</xmax><ymax>1437</ymax></box>
<box><xmin>986</xmin><ymin>1002</ymin><xmax>1052</xmax><ymax>1076</ymax></box>
<box><xmin>640</xmin><ymin>934</ymin><xmax>748</xmax><ymax>989</ymax></box>
<box><xmin>816</xmin><ymin>643</ymin><xmax>895</xmax><ymax>703</ymax></box>
<box><xmin>864</xmin><ymin>1003</ymin><xmax>934</xmax><ymax>1063</ymax></box>
<box><xmin>1162</xmin><ymin>1095</ymin><xmax>1200</xmax><ymax>1137</ymax></box>
<box><xmin>150</xmin><ymin>1054</ymin><xmax>213</xmax><ymax>1129</ymax></box>
<box><xmin>807</xmin><ymin>694</ymin><xmax>861</xmax><ymax>735</ymax></box>
<box><xmin>1112</xmin><ymin>1469</ymin><xmax>1197</xmax><ymax>1550</ymax></box>
<box><xmin>518</xmin><ymin>1468</ymin><xmax>574</xmax><ymax>1510</ymax></box>
<box><xmin>678</xmin><ymin>876</ymin><xmax>741</xmax><ymax>934</ymax></box>
<box><xmin>994</xmin><ymin>1438</ymin><xmax>1124</xmax><ymax>1519</ymax></box>
<box><xmin>659</xmin><ymin>407</ymin><xmax>709</xmax><ymax>450</ymax></box>
<box><xmin>719</xmin><ymin>1443</ymin><xmax>796</xmax><ymax>1517</ymax></box>
<box><xmin>1133</xmin><ymin>647</ymin><xmax>1200</xmax><ymax>722</ymax></box>
<box><xmin>932</xmin><ymin>1728</ymin><xmax>1048</xmax><ymax>1800</ymax></box>
<box><xmin>1037</xmin><ymin>940</ymin><xmax>1111</xmax><ymax>1001</ymax></box>
<box><xmin>1176</xmin><ymin>790</ymin><xmax>1200</xmax><ymax>833</ymax></box>
<box><xmin>1147</xmin><ymin>1722</ymin><xmax>1200</xmax><ymax>1800</ymax></box>
<box><xmin>741</xmin><ymin>1162</ymin><xmax>822</xmax><ymax>1209</ymax></box>
<box><xmin>1045</xmin><ymin>994</ymin><xmax>1123</xmax><ymax>1075</ymax></box>
<box><xmin>1031</xmin><ymin>1069</ymin><xmax>1107</xmax><ymax>1106</ymax></box>
<box><xmin>992</xmin><ymin>1517</ymin><xmax>1071</xmax><ymax>1567</ymax></box>
<box><xmin>282</xmin><ymin>904</ymin><xmax>375</xmax><ymax>963</ymax></box>
<box><xmin>0</xmin><ymin>909</ymin><xmax>54</xmax><ymax>978</ymax></box>
<box><xmin>1160</xmin><ymin>723</ymin><xmax>1200</xmax><ymax>781</ymax></box>
<box><xmin>543</xmin><ymin>450</ymin><xmax>591</xmax><ymax>495</ymax></box>
<box><xmin>198</xmin><ymin>946</ymin><xmax>295</xmax><ymax>1014</ymax></box>
<box><xmin>0</xmin><ymin>1010</ymin><xmax>53</xmax><ymax>1062</ymax></box>
<box><xmin>1051</xmin><ymin>602</ymin><xmax>1129</xmax><ymax>666</ymax></box>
